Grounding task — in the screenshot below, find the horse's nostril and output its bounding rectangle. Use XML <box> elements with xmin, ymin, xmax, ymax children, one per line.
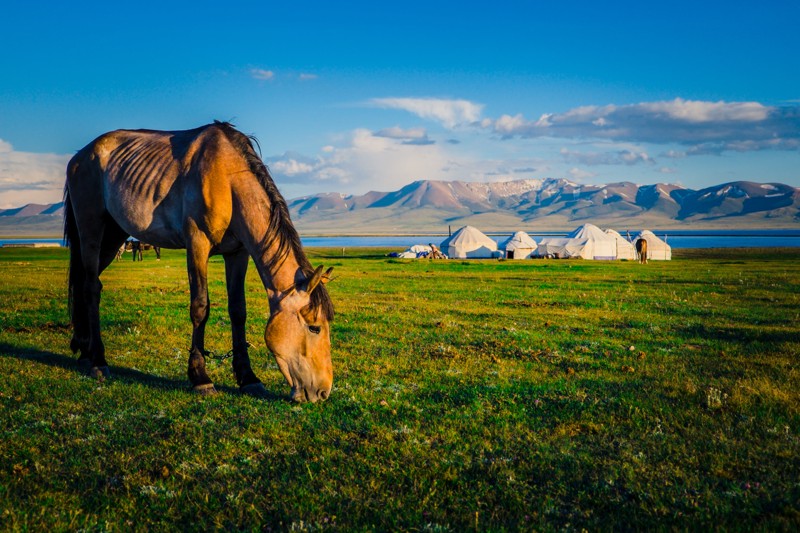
<box><xmin>319</xmin><ymin>389</ymin><xmax>329</xmax><ymax>401</ymax></box>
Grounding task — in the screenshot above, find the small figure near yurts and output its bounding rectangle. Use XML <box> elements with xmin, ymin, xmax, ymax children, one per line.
<box><xmin>635</xmin><ymin>238</ymin><xmax>648</xmax><ymax>264</ymax></box>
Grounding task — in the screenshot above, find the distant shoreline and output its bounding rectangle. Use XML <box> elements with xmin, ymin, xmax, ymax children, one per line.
<box><xmin>4</xmin><ymin>230</ymin><xmax>800</xmax><ymax>249</ymax></box>
<box><xmin>3</xmin><ymin>228</ymin><xmax>800</xmax><ymax>240</ymax></box>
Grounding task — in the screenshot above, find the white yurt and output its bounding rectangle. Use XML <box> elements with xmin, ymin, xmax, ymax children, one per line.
<box><xmin>499</xmin><ymin>231</ymin><xmax>537</xmax><ymax>259</ymax></box>
<box><xmin>397</xmin><ymin>244</ymin><xmax>433</xmax><ymax>259</ymax></box>
<box><xmin>440</xmin><ymin>226</ymin><xmax>498</xmax><ymax>259</ymax></box>
<box><xmin>536</xmin><ymin>236</ymin><xmax>572</xmax><ymax>259</ymax></box>
<box><xmin>538</xmin><ymin>223</ymin><xmax>617</xmax><ymax>260</ymax></box>
<box><xmin>634</xmin><ymin>230</ymin><xmax>672</xmax><ymax>260</ymax></box>
<box><xmin>605</xmin><ymin>229</ymin><xmax>637</xmax><ymax>260</ymax></box>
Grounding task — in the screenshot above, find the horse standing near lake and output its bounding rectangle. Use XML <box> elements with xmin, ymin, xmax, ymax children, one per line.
<box><xmin>63</xmin><ymin>122</ymin><xmax>334</xmax><ymax>402</ymax></box>
<box><xmin>635</xmin><ymin>238</ymin><xmax>648</xmax><ymax>264</ymax></box>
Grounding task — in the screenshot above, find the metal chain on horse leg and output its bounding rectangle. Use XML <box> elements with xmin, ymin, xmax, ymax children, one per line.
<box><xmin>205</xmin><ymin>342</ymin><xmax>253</xmax><ymax>365</ymax></box>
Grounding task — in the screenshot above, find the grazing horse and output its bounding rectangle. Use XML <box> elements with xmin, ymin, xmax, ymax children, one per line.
<box><xmin>128</xmin><ymin>240</ymin><xmax>161</xmax><ymax>261</ymax></box>
<box><xmin>64</xmin><ymin>122</ymin><xmax>334</xmax><ymax>402</ymax></box>
<box><xmin>635</xmin><ymin>238</ymin><xmax>648</xmax><ymax>264</ymax></box>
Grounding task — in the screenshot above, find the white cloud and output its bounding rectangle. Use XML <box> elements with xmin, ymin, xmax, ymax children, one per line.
<box><xmin>268</xmin><ymin>129</ymin><xmax>551</xmax><ymax>195</ymax></box>
<box><xmin>271</xmin><ymin>158</ymin><xmax>315</xmax><ymax>176</ymax></box>
<box><xmin>568</xmin><ymin>168</ymin><xmax>596</xmax><ymax>181</ymax></box>
<box><xmin>373</xmin><ymin>126</ymin><xmax>434</xmax><ymax>145</ymax></box>
<box><xmin>636</xmin><ymin>99</ymin><xmax>770</xmax><ymax>123</ymax></box>
<box><xmin>268</xmin><ymin>129</ymin><xmax>452</xmax><ymax>192</ymax></box>
<box><xmin>250</xmin><ymin>68</ymin><xmax>275</xmax><ymax>81</ymax></box>
<box><xmin>0</xmin><ymin>140</ymin><xmax>71</xmax><ymax>208</ymax></box>
<box><xmin>298</xmin><ymin>73</ymin><xmax>318</xmax><ymax>81</ymax></box>
<box><xmin>494</xmin><ymin>114</ymin><xmax>529</xmax><ymax>136</ymax></box>
<box><xmin>560</xmin><ymin>147</ymin><xmax>654</xmax><ymax>166</ymax></box>
<box><xmin>483</xmin><ymin>98</ymin><xmax>800</xmax><ymax>152</ymax></box>
<box><xmin>370</xmin><ymin>97</ymin><xmax>484</xmax><ymax>128</ymax></box>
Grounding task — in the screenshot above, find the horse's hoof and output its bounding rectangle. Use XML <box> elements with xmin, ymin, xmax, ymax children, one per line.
<box><xmin>90</xmin><ymin>366</ymin><xmax>110</xmax><ymax>381</ymax></box>
<box><xmin>193</xmin><ymin>383</ymin><xmax>217</xmax><ymax>396</ymax></box>
<box><xmin>240</xmin><ymin>382</ymin><xmax>269</xmax><ymax>398</ymax></box>
<box><xmin>77</xmin><ymin>358</ymin><xmax>92</xmax><ymax>373</ymax></box>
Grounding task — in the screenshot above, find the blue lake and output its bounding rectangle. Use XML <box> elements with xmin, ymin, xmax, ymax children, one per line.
<box><xmin>302</xmin><ymin>230</ymin><xmax>800</xmax><ymax>249</ymax></box>
<box><xmin>2</xmin><ymin>230</ymin><xmax>800</xmax><ymax>249</ymax></box>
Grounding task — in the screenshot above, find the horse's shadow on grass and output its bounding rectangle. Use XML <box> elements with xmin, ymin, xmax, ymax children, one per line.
<box><xmin>0</xmin><ymin>342</ymin><xmax>284</xmax><ymax>401</ymax></box>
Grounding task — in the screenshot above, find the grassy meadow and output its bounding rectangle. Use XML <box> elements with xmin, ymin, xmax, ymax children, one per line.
<box><xmin>0</xmin><ymin>245</ymin><xmax>798</xmax><ymax>530</ymax></box>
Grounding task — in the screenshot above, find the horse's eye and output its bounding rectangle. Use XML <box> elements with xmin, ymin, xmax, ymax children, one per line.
<box><xmin>308</xmin><ymin>325</ymin><xmax>321</xmax><ymax>335</ymax></box>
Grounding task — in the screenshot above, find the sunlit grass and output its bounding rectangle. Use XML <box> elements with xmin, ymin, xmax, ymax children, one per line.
<box><xmin>1</xmin><ymin>246</ymin><xmax>798</xmax><ymax>530</ymax></box>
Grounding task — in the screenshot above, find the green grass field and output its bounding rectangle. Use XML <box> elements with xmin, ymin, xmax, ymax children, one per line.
<box><xmin>1</xmin><ymin>246</ymin><xmax>798</xmax><ymax>530</ymax></box>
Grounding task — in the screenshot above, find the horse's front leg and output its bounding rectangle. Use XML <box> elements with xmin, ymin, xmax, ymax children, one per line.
<box><xmin>224</xmin><ymin>249</ymin><xmax>268</xmax><ymax>397</ymax></box>
<box><xmin>186</xmin><ymin>240</ymin><xmax>215</xmax><ymax>394</ymax></box>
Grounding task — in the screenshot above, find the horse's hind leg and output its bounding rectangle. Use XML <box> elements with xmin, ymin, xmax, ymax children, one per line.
<box><xmin>224</xmin><ymin>249</ymin><xmax>266</xmax><ymax>397</ymax></box>
<box><xmin>68</xmin><ymin>244</ymin><xmax>90</xmax><ymax>360</ymax></box>
<box><xmin>78</xmin><ymin>221</ymin><xmax>128</xmax><ymax>379</ymax></box>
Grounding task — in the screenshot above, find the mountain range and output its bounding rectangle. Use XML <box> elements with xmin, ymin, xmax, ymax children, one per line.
<box><xmin>1</xmin><ymin>178</ymin><xmax>798</xmax><ymax>236</ymax></box>
<box><xmin>284</xmin><ymin>178</ymin><xmax>799</xmax><ymax>233</ymax></box>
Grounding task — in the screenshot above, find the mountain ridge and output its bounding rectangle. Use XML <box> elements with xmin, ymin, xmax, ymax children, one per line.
<box><xmin>2</xmin><ymin>178</ymin><xmax>798</xmax><ymax>236</ymax></box>
<box><xmin>286</xmin><ymin>178</ymin><xmax>799</xmax><ymax>233</ymax></box>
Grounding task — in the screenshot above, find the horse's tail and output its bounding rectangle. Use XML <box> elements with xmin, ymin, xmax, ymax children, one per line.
<box><xmin>64</xmin><ymin>187</ymin><xmax>77</xmax><ymax>320</ymax></box>
<box><xmin>63</xmin><ymin>163</ymin><xmax>85</xmax><ymax>349</ymax></box>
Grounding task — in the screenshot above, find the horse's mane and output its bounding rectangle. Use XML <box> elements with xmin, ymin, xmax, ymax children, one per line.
<box><xmin>213</xmin><ymin>121</ymin><xmax>334</xmax><ymax>321</ymax></box>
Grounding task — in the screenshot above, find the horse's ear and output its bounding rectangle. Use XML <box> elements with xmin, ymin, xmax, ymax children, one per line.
<box><xmin>322</xmin><ymin>267</ymin><xmax>334</xmax><ymax>284</ymax></box>
<box><xmin>305</xmin><ymin>265</ymin><xmax>325</xmax><ymax>294</ymax></box>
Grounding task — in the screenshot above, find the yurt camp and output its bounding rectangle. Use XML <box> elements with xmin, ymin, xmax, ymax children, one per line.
<box><xmin>499</xmin><ymin>231</ymin><xmax>537</xmax><ymax>259</ymax></box>
<box><xmin>634</xmin><ymin>230</ymin><xmax>672</xmax><ymax>260</ymax></box>
<box><xmin>440</xmin><ymin>226</ymin><xmax>498</xmax><ymax>259</ymax></box>
<box><xmin>538</xmin><ymin>223</ymin><xmax>617</xmax><ymax>260</ymax></box>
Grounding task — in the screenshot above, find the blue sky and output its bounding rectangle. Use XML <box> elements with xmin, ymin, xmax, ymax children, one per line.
<box><xmin>1</xmin><ymin>0</ymin><xmax>798</xmax><ymax>207</ymax></box>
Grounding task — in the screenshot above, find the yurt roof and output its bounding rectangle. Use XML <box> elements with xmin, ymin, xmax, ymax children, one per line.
<box><xmin>605</xmin><ymin>228</ymin><xmax>634</xmax><ymax>243</ymax></box>
<box><xmin>440</xmin><ymin>226</ymin><xmax>497</xmax><ymax>250</ymax></box>
<box><xmin>636</xmin><ymin>230</ymin><xmax>670</xmax><ymax>246</ymax></box>
<box><xmin>567</xmin><ymin>223</ymin><xmax>615</xmax><ymax>241</ymax></box>
<box><xmin>500</xmin><ymin>231</ymin><xmax>537</xmax><ymax>250</ymax></box>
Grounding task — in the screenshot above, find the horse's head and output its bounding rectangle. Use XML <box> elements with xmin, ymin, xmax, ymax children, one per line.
<box><xmin>265</xmin><ymin>266</ymin><xmax>334</xmax><ymax>403</ymax></box>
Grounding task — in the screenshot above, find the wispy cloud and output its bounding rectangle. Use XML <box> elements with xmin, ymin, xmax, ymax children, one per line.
<box><xmin>370</xmin><ymin>97</ymin><xmax>484</xmax><ymax>128</ymax></box>
<box><xmin>298</xmin><ymin>73</ymin><xmax>318</xmax><ymax>81</ymax></box>
<box><xmin>268</xmin><ymin>129</ymin><xmax>548</xmax><ymax>195</ymax></box>
<box><xmin>560</xmin><ymin>147</ymin><xmax>654</xmax><ymax>166</ymax></box>
<box><xmin>482</xmin><ymin>98</ymin><xmax>800</xmax><ymax>153</ymax></box>
<box><xmin>373</xmin><ymin>126</ymin><xmax>434</xmax><ymax>145</ymax></box>
<box><xmin>0</xmin><ymin>140</ymin><xmax>71</xmax><ymax>208</ymax></box>
<box><xmin>268</xmin><ymin>129</ymin><xmax>452</xmax><ymax>192</ymax></box>
<box><xmin>568</xmin><ymin>167</ymin><xmax>596</xmax><ymax>181</ymax></box>
<box><xmin>250</xmin><ymin>68</ymin><xmax>275</xmax><ymax>81</ymax></box>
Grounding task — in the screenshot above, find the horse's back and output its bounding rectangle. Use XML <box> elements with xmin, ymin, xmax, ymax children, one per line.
<box><xmin>67</xmin><ymin>124</ymin><xmax>240</xmax><ymax>249</ymax></box>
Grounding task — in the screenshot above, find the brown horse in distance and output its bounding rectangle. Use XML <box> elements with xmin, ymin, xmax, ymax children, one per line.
<box><xmin>64</xmin><ymin>122</ymin><xmax>334</xmax><ymax>402</ymax></box>
<box><xmin>116</xmin><ymin>240</ymin><xmax>161</xmax><ymax>261</ymax></box>
<box><xmin>635</xmin><ymin>238</ymin><xmax>648</xmax><ymax>264</ymax></box>
<box><xmin>128</xmin><ymin>240</ymin><xmax>161</xmax><ymax>261</ymax></box>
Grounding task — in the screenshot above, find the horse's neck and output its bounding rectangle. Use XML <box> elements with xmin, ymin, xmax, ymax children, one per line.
<box><xmin>249</xmin><ymin>237</ymin><xmax>303</xmax><ymax>296</ymax></box>
<box><xmin>230</xmin><ymin>181</ymin><xmax>305</xmax><ymax>295</ymax></box>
